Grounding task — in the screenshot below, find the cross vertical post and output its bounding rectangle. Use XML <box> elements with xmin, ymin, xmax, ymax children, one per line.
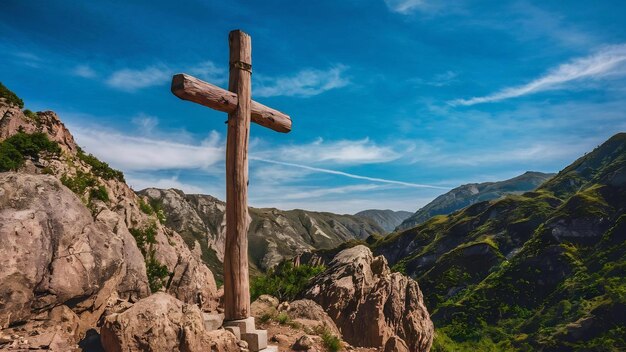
<box><xmin>170</xmin><ymin>29</ymin><xmax>292</xmax><ymax>351</ymax></box>
<box><xmin>224</xmin><ymin>30</ymin><xmax>252</xmax><ymax>321</ymax></box>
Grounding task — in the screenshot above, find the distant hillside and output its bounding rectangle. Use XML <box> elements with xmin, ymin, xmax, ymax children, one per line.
<box><xmin>137</xmin><ymin>188</ymin><xmax>385</xmax><ymax>279</ymax></box>
<box><xmin>397</xmin><ymin>171</ymin><xmax>555</xmax><ymax>230</ymax></box>
<box><xmin>354</xmin><ymin>209</ymin><xmax>412</xmax><ymax>232</ymax></box>
<box><xmin>369</xmin><ymin>133</ymin><xmax>626</xmax><ymax>350</ymax></box>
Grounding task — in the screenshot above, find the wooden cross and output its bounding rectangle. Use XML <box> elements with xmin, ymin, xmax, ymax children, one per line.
<box><xmin>171</xmin><ymin>30</ymin><xmax>292</xmax><ymax>321</ymax></box>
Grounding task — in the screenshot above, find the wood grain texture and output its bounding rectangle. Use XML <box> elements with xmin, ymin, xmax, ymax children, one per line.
<box><xmin>223</xmin><ymin>29</ymin><xmax>252</xmax><ymax>321</ymax></box>
<box><xmin>171</xmin><ymin>73</ymin><xmax>292</xmax><ymax>133</ymax></box>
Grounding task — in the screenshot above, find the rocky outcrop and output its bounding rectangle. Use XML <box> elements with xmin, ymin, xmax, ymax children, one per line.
<box><xmin>282</xmin><ymin>299</ymin><xmax>341</xmax><ymax>337</ymax></box>
<box><xmin>100</xmin><ymin>293</ymin><xmax>238</xmax><ymax>352</ymax></box>
<box><xmin>303</xmin><ymin>245</ymin><xmax>433</xmax><ymax>351</ymax></box>
<box><xmin>0</xmin><ymin>173</ymin><xmax>149</xmax><ymax>330</ymax></box>
<box><xmin>0</xmin><ymin>103</ymin><xmax>78</xmax><ymax>153</ymax></box>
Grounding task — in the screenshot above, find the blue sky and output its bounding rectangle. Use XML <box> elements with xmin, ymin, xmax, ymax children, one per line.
<box><xmin>2</xmin><ymin>0</ymin><xmax>626</xmax><ymax>214</ymax></box>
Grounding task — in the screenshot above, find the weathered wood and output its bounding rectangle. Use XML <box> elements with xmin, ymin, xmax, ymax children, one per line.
<box><xmin>223</xmin><ymin>29</ymin><xmax>252</xmax><ymax>321</ymax></box>
<box><xmin>171</xmin><ymin>73</ymin><xmax>292</xmax><ymax>133</ymax></box>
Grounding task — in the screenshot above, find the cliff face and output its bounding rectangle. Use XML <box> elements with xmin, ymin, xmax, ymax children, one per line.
<box><xmin>0</xmin><ymin>97</ymin><xmax>222</xmax><ymax>349</ymax></box>
<box><xmin>138</xmin><ymin>188</ymin><xmax>386</xmax><ymax>277</ymax></box>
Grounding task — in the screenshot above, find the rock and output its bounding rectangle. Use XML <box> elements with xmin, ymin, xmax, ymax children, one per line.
<box><xmin>292</xmin><ymin>335</ymin><xmax>315</xmax><ymax>350</ymax></box>
<box><xmin>203</xmin><ymin>312</ymin><xmax>225</xmax><ymax>331</ymax></box>
<box><xmin>291</xmin><ymin>334</ymin><xmax>314</xmax><ymax>351</ymax></box>
<box><xmin>384</xmin><ymin>336</ymin><xmax>409</xmax><ymax>352</ymax></box>
<box><xmin>100</xmin><ymin>293</ymin><xmax>238</xmax><ymax>352</ymax></box>
<box><xmin>270</xmin><ymin>334</ymin><xmax>289</xmax><ymax>344</ymax></box>
<box><xmin>0</xmin><ymin>173</ymin><xmax>149</xmax><ymax>332</ymax></box>
<box><xmin>251</xmin><ymin>295</ymin><xmax>279</xmax><ymax>318</ymax></box>
<box><xmin>286</xmin><ymin>300</ymin><xmax>340</xmax><ymax>337</ymax></box>
<box><xmin>303</xmin><ymin>245</ymin><xmax>434</xmax><ymax>351</ymax></box>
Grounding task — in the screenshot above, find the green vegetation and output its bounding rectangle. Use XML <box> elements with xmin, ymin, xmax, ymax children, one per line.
<box><xmin>364</xmin><ymin>133</ymin><xmax>626</xmax><ymax>351</ymax></box>
<box><xmin>61</xmin><ymin>170</ymin><xmax>97</xmax><ymax>195</ymax></box>
<box><xmin>0</xmin><ymin>132</ymin><xmax>61</xmax><ymax>171</ymax></box>
<box><xmin>275</xmin><ymin>311</ymin><xmax>290</xmax><ymax>325</ymax></box>
<box><xmin>130</xmin><ymin>223</ymin><xmax>170</xmax><ymax>293</ymax></box>
<box><xmin>250</xmin><ymin>262</ymin><xmax>325</xmax><ymax>301</ymax></box>
<box><xmin>89</xmin><ymin>185</ymin><xmax>109</xmax><ymax>202</ymax></box>
<box><xmin>320</xmin><ymin>329</ymin><xmax>342</xmax><ymax>352</ymax></box>
<box><xmin>77</xmin><ymin>147</ymin><xmax>124</xmax><ymax>181</ymax></box>
<box><xmin>23</xmin><ymin>109</ymin><xmax>39</xmax><ymax>122</ymax></box>
<box><xmin>138</xmin><ymin>197</ymin><xmax>167</xmax><ymax>224</ymax></box>
<box><xmin>0</xmin><ymin>82</ymin><xmax>24</xmax><ymax>108</ymax></box>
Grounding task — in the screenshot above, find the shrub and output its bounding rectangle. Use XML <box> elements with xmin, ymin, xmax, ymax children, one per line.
<box><xmin>250</xmin><ymin>262</ymin><xmax>325</xmax><ymax>302</ymax></box>
<box><xmin>146</xmin><ymin>250</ymin><xmax>170</xmax><ymax>292</ymax></box>
<box><xmin>23</xmin><ymin>109</ymin><xmax>39</xmax><ymax>122</ymax></box>
<box><xmin>321</xmin><ymin>330</ymin><xmax>342</xmax><ymax>352</ymax></box>
<box><xmin>77</xmin><ymin>148</ymin><xmax>124</xmax><ymax>181</ymax></box>
<box><xmin>61</xmin><ymin>170</ymin><xmax>97</xmax><ymax>196</ymax></box>
<box><xmin>0</xmin><ymin>132</ymin><xmax>61</xmax><ymax>172</ymax></box>
<box><xmin>276</xmin><ymin>312</ymin><xmax>290</xmax><ymax>325</ymax></box>
<box><xmin>0</xmin><ymin>82</ymin><xmax>24</xmax><ymax>108</ymax></box>
<box><xmin>89</xmin><ymin>185</ymin><xmax>109</xmax><ymax>202</ymax></box>
<box><xmin>130</xmin><ymin>223</ymin><xmax>170</xmax><ymax>293</ymax></box>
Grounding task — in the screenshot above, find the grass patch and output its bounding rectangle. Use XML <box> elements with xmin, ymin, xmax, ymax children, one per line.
<box><xmin>321</xmin><ymin>329</ymin><xmax>342</xmax><ymax>352</ymax></box>
<box><xmin>129</xmin><ymin>223</ymin><xmax>170</xmax><ymax>293</ymax></box>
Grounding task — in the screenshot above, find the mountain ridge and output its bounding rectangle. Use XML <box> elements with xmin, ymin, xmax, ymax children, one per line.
<box><xmin>397</xmin><ymin>170</ymin><xmax>555</xmax><ymax>230</ymax></box>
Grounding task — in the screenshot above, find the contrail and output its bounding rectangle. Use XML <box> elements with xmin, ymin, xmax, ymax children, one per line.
<box><xmin>250</xmin><ymin>157</ymin><xmax>450</xmax><ymax>190</ymax></box>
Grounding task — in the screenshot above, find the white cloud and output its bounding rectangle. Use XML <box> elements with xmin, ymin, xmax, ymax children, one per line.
<box><xmin>105</xmin><ymin>61</ymin><xmax>226</xmax><ymax>92</ymax></box>
<box><xmin>254</xmin><ymin>65</ymin><xmax>349</xmax><ymax>97</ymax></box>
<box><xmin>267</xmin><ymin>138</ymin><xmax>400</xmax><ymax>165</ymax></box>
<box><xmin>71</xmin><ymin>126</ymin><xmax>224</xmax><ymax>171</ymax></box>
<box><xmin>188</xmin><ymin>60</ymin><xmax>226</xmax><ymax>85</ymax></box>
<box><xmin>451</xmin><ymin>44</ymin><xmax>626</xmax><ymax>106</ymax></box>
<box><xmin>384</xmin><ymin>0</ymin><xmax>427</xmax><ymax>14</ymax></box>
<box><xmin>106</xmin><ymin>65</ymin><xmax>170</xmax><ymax>92</ymax></box>
<box><xmin>72</xmin><ymin>65</ymin><xmax>97</xmax><ymax>78</ymax></box>
<box><xmin>280</xmin><ymin>184</ymin><xmax>384</xmax><ymax>200</ymax></box>
<box><xmin>131</xmin><ymin>113</ymin><xmax>159</xmax><ymax>133</ymax></box>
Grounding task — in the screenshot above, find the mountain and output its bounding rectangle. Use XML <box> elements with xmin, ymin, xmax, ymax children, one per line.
<box><xmin>137</xmin><ymin>188</ymin><xmax>385</xmax><ymax>279</ymax></box>
<box><xmin>369</xmin><ymin>133</ymin><xmax>626</xmax><ymax>351</ymax></box>
<box><xmin>354</xmin><ymin>209</ymin><xmax>413</xmax><ymax>232</ymax></box>
<box><xmin>397</xmin><ymin>171</ymin><xmax>555</xmax><ymax>231</ymax></box>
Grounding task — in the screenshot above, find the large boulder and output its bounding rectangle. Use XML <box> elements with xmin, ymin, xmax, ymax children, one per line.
<box><xmin>0</xmin><ymin>173</ymin><xmax>149</xmax><ymax>335</ymax></box>
<box><xmin>283</xmin><ymin>299</ymin><xmax>340</xmax><ymax>337</ymax></box>
<box><xmin>302</xmin><ymin>245</ymin><xmax>434</xmax><ymax>351</ymax></box>
<box><xmin>100</xmin><ymin>293</ymin><xmax>238</xmax><ymax>352</ymax></box>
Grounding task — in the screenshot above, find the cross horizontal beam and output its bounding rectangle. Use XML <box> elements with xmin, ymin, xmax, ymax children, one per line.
<box><xmin>171</xmin><ymin>73</ymin><xmax>292</xmax><ymax>133</ymax></box>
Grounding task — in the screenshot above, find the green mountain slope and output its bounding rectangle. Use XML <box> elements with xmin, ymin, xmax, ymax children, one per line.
<box><xmin>354</xmin><ymin>209</ymin><xmax>413</xmax><ymax>232</ymax></box>
<box><xmin>397</xmin><ymin>171</ymin><xmax>555</xmax><ymax>231</ymax></box>
<box><xmin>371</xmin><ymin>133</ymin><xmax>626</xmax><ymax>351</ymax></box>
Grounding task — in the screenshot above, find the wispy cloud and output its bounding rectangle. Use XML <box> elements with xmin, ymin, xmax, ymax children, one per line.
<box><xmin>281</xmin><ymin>184</ymin><xmax>384</xmax><ymax>200</ymax></box>
<box><xmin>265</xmin><ymin>138</ymin><xmax>401</xmax><ymax>165</ymax></box>
<box><xmin>126</xmin><ymin>174</ymin><xmax>209</xmax><ymax>194</ymax></box>
<box><xmin>384</xmin><ymin>0</ymin><xmax>428</xmax><ymax>14</ymax></box>
<box><xmin>412</xmin><ymin>71</ymin><xmax>458</xmax><ymax>87</ymax></box>
<box><xmin>450</xmin><ymin>44</ymin><xmax>626</xmax><ymax>106</ymax></box>
<box><xmin>251</xmin><ymin>157</ymin><xmax>449</xmax><ymax>189</ymax></box>
<box><xmin>254</xmin><ymin>65</ymin><xmax>349</xmax><ymax>97</ymax></box>
<box><xmin>71</xmin><ymin>126</ymin><xmax>224</xmax><ymax>171</ymax></box>
<box><xmin>106</xmin><ymin>65</ymin><xmax>170</xmax><ymax>92</ymax></box>
<box><xmin>131</xmin><ymin>113</ymin><xmax>159</xmax><ymax>133</ymax></box>
<box><xmin>105</xmin><ymin>61</ymin><xmax>226</xmax><ymax>92</ymax></box>
<box><xmin>72</xmin><ymin>65</ymin><xmax>97</xmax><ymax>78</ymax></box>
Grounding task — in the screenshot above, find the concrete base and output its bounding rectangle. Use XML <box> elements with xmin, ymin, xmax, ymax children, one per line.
<box><xmin>223</xmin><ymin>317</ymin><xmax>255</xmax><ymax>334</ymax></box>
<box><xmin>224</xmin><ymin>326</ymin><xmax>241</xmax><ymax>340</ymax></box>
<box><xmin>241</xmin><ymin>329</ymin><xmax>268</xmax><ymax>351</ymax></box>
<box><xmin>259</xmin><ymin>346</ymin><xmax>278</xmax><ymax>352</ymax></box>
<box><xmin>223</xmin><ymin>317</ymin><xmax>268</xmax><ymax>352</ymax></box>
